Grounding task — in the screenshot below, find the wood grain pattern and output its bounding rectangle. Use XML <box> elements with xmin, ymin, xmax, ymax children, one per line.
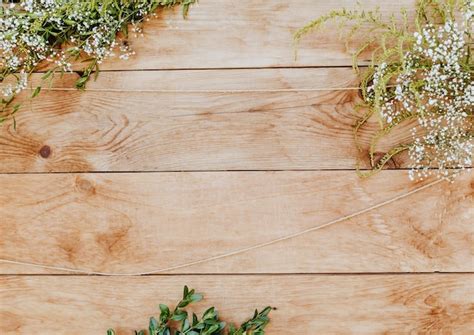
<box><xmin>0</xmin><ymin>69</ymin><xmax>417</xmax><ymax>173</ymax></box>
<box><xmin>1</xmin><ymin>1</ymin><xmax>472</xmax><ymax>333</ymax></box>
<box><xmin>1</xmin><ymin>170</ymin><xmax>472</xmax><ymax>274</ymax></box>
<box><xmin>66</xmin><ymin>0</ymin><xmax>415</xmax><ymax>70</ymax></box>
<box><xmin>1</xmin><ymin>274</ymin><xmax>473</xmax><ymax>334</ymax></box>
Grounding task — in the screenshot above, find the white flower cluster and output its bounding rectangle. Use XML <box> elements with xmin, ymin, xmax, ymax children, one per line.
<box><xmin>0</xmin><ymin>0</ymin><xmax>152</xmax><ymax>99</ymax></box>
<box><xmin>369</xmin><ymin>20</ymin><xmax>473</xmax><ymax>180</ymax></box>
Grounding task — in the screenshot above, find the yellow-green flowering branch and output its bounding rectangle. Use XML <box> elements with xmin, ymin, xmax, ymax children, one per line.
<box><xmin>296</xmin><ymin>0</ymin><xmax>473</xmax><ymax>180</ymax></box>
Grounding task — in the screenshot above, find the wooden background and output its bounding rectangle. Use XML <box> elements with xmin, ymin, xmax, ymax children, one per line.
<box><xmin>1</xmin><ymin>1</ymin><xmax>473</xmax><ymax>334</ymax></box>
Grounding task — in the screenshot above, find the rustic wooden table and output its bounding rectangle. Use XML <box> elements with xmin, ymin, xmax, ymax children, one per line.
<box><xmin>1</xmin><ymin>1</ymin><xmax>473</xmax><ymax>334</ymax></box>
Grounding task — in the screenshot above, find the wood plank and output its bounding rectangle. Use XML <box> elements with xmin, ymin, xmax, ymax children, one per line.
<box><xmin>0</xmin><ymin>69</ymin><xmax>416</xmax><ymax>173</ymax></box>
<box><xmin>63</xmin><ymin>0</ymin><xmax>415</xmax><ymax>70</ymax></box>
<box><xmin>1</xmin><ymin>274</ymin><xmax>473</xmax><ymax>334</ymax></box>
<box><xmin>1</xmin><ymin>170</ymin><xmax>472</xmax><ymax>274</ymax></box>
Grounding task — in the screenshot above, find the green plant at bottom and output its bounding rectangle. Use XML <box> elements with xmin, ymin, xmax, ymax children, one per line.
<box><xmin>107</xmin><ymin>286</ymin><xmax>273</xmax><ymax>335</ymax></box>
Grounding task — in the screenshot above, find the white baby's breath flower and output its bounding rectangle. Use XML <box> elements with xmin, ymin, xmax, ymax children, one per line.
<box><xmin>374</xmin><ymin>20</ymin><xmax>473</xmax><ymax>180</ymax></box>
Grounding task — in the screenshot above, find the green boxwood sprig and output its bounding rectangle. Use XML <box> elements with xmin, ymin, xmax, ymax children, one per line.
<box><xmin>106</xmin><ymin>286</ymin><xmax>274</xmax><ymax>335</ymax></box>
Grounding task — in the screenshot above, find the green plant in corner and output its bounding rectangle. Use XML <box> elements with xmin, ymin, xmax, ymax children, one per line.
<box><xmin>106</xmin><ymin>286</ymin><xmax>274</xmax><ymax>335</ymax></box>
<box><xmin>295</xmin><ymin>0</ymin><xmax>473</xmax><ymax>181</ymax></box>
<box><xmin>0</xmin><ymin>0</ymin><xmax>196</xmax><ymax>126</ymax></box>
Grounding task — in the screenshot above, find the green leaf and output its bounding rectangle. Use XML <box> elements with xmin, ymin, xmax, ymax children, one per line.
<box><xmin>177</xmin><ymin>300</ymin><xmax>190</xmax><ymax>308</ymax></box>
<box><xmin>41</xmin><ymin>69</ymin><xmax>55</xmax><ymax>80</ymax></box>
<box><xmin>31</xmin><ymin>86</ymin><xmax>41</xmax><ymax>98</ymax></box>
<box><xmin>149</xmin><ymin>316</ymin><xmax>158</xmax><ymax>334</ymax></box>
<box><xmin>190</xmin><ymin>293</ymin><xmax>203</xmax><ymax>302</ymax></box>
<box><xmin>106</xmin><ymin>329</ymin><xmax>115</xmax><ymax>335</ymax></box>
<box><xmin>75</xmin><ymin>76</ymin><xmax>89</xmax><ymax>89</ymax></box>
<box><xmin>260</xmin><ymin>306</ymin><xmax>273</xmax><ymax>316</ymax></box>
<box><xmin>181</xmin><ymin>318</ymin><xmax>190</xmax><ymax>332</ymax></box>
<box><xmin>195</xmin><ymin>323</ymin><xmax>205</xmax><ymax>330</ymax></box>
<box><xmin>93</xmin><ymin>62</ymin><xmax>100</xmax><ymax>81</ymax></box>
<box><xmin>159</xmin><ymin>304</ymin><xmax>170</xmax><ymax>316</ymax></box>
<box><xmin>183</xmin><ymin>285</ymin><xmax>189</xmax><ymax>299</ymax></box>
<box><xmin>218</xmin><ymin>321</ymin><xmax>226</xmax><ymax>330</ymax></box>
<box><xmin>171</xmin><ymin>310</ymin><xmax>187</xmax><ymax>321</ymax></box>
<box><xmin>12</xmin><ymin>104</ymin><xmax>21</xmax><ymax>115</ymax></box>
<box><xmin>204</xmin><ymin>323</ymin><xmax>220</xmax><ymax>335</ymax></box>
<box><xmin>202</xmin><ymin>307</ymin><xmax>216</xmax><ymax>320</ymax></box>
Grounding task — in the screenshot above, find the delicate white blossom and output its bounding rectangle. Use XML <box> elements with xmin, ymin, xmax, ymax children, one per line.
<box><xmin>1</xmin><ymin>0</ymin><xmax>154</xmax><ymax>99</ymax></box>
<box><xmin>369</xmin><ymin>19</ymin><xmax>473</xmax><ymax>180</ymax></box>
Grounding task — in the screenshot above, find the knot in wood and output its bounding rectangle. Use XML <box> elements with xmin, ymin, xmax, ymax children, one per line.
<box><xmin>75</xmin><ymin>177</ymin><xmax>95</xmax><ymax>195</ymax></box>
<box><xmin>39</xmin><ymin>145</ymin><xmax>51</xmax><ymax>158</ymax></box>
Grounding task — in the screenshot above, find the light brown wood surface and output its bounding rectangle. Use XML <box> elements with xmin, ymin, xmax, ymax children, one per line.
<box><xmin>1</xmin><ymin>69</ymin><xmax>417</xmax><ymax>173</ymax></box>
<box><xmin>1</xmin><ymin>171</ymin><xmax>473</xmax><ymax>275</ymax></box>
<box><xmin>1</xmin><ymin>274</ymin><xmax>473</xmax><ymax>334</ymax></box>
<box><xmin>1</xmin><ymin>1</ymin><xmax>473</xmax><ymax>334</ymax></box>
<box><xmin>68</xmin><ymin>0</ymin><xmax>415</xmax><ymax>70</ymax></box>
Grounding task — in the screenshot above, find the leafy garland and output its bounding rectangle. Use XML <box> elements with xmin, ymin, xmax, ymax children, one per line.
<box><xmin>106</xmin><ymin>286</ymin><xmax>273</xmax><ymax>335</ymax></box>
<box><xmin>295</xmin><ymin>0</ymin><xmax>473</xmax><ymax>180</ymax></box>
<box><xmin>0</xmin><ymin>0</ymin><xmax>196</xmax><ymax>125</ymax></box>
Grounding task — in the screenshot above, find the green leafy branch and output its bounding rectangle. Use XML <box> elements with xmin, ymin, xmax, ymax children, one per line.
<box><xmin>106</xmin><ymin>286</ymin><xmax>274</xmax><ymax>335</ymax></box>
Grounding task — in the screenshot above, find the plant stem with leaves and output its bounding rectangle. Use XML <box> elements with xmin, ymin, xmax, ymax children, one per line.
<box><xmin>106</xmin><ymin>286</ymin><xmax>273</xmax><ymax>335</ymax></box>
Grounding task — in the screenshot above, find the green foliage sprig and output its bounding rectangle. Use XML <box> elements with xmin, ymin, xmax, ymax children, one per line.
<box><xmin>106</xmin><ymin>286</ymin><xmax>274</xmax><ymax>335</ymax></box>
<box><xmin>295</xmin><ymin>0</ymin><xmax>473</xmax><ymax>180</ymax></box>
<box><xmin>0</xmin><ymin>0</ymin><xmax>196</xmax><ymax>125</ymax></box>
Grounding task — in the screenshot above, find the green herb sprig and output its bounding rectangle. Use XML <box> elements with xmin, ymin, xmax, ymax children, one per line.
<box><xmin>106</xmin><ymin>286</ymin><xmax>273</xmax><ymax>335</ymax></box>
